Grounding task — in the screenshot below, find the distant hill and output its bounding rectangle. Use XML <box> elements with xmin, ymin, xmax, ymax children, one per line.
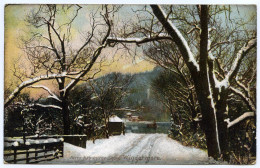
<box><xmin>99</xmin><ymin>66</ymin><xmax>169</xmax><ymax>121</ymax></box>
<box><xmin>121</xmin><ymin>66</ymin><xmax>170</xmax><ymax>121</ymax></box>
<box><xmin>74</xmin><ymin>66</ymin><xmax>170</xmax><ymax>122</ymax></box>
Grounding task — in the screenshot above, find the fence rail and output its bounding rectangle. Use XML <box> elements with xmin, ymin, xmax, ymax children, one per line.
<box><xmin>4</xmin><ymin>136</ymin><xmax>63</xmax><ymax>164</ymax></box>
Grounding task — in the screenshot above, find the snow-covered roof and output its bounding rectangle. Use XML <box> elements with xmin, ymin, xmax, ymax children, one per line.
<box><xmin>109</xmin><ymin>115</ymin><xmax>123</xmax><ymax>122</ymax></box>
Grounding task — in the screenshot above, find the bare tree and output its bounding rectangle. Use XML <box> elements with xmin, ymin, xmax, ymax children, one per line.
<box><xmin>4</xmin><ymin>5</ymin><xmax>120</xmax><ymax>135</ymax></box>
<box><xmin>107</xmin><ymin>5</ymin><xmax>256</xmax><ymax>160</ymax></box>
<box><xmin>151</xmin><ymin>70</ymin><xmax>205</xmax><ymax>146</ymax></box>
<box><xmin>89</xmin><ymin>72</ymin><xmax>133</xmax><ymax>138</ymax></box>
<box><xmin>144</xmin><ymin>40</ymin><xmax>199</xmax><ymax>130</ymax></box>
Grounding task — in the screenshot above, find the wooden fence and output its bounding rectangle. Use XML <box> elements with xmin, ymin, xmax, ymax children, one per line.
<box><xmin>4</xmin><ymin>136</ymin><xmax>64</xmax><ymax>164</ymax></box>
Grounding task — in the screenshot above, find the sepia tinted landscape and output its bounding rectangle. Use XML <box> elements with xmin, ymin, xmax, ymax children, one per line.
<box><xmin>4</xmin><ymin>4</ymin><xmax>256</xmax><ymax>164</ymax></box>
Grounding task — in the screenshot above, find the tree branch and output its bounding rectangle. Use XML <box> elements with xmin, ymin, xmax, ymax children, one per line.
<box><xmin>4</xmin><ymin>73</ymin><xmax>67</xmax><ymax>108</ymax></box>
<box><xmin>226</xmin><ymin>112</ymin><xmax>254</xmax><ymax>128</ymax></box>
<box><xmin>107</xmin><ymin>35</ymin><xmax>172</xmax><ymax>45</ymax></box>
<box><xmin>229</xmin><ymin>86</ymin><xmax>256</xmax><ymax>112</ymax></box>
<box><xmin>227</xmin><ymin>38</ymin><xmax>256</xmax><ymax>80</ymax></box>
<box><xmin>33</xmin><ymin>103</ymin><xmax>62</xmax><ymax>110</ymax></box>
<box><xmin>150</xmin><ymin>5</ymin><xmax>200</xmax><ymax>73</ymax></box>
<box><xmin>213</xmin><ymin>38</ymin><xmax>256</xmax><ymax>92</ymax></box>
<box><xmin>67</xmin><ymin>13</ymin><xmax>96</xmax><ymax>69</ymax></box>
<box><xmin>28</xmin><ymin>85</ymin><xmax>61</xmax><ymax>102</ymax></box>
<box><xmin>63</xmin><ymin>5</ymin><xmax>112</xmax><ymax>97</ymax></box>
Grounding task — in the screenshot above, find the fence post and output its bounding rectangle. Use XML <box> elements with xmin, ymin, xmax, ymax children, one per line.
<box><xmin>26</xmin><ymin>149</ymin><xmax>29</xmax><ymax>163</ymax></box>
<box><xmin>14</xmin><ymin>149</ymin><xmax>17</xmax><ymax>164</ymax></box>
<box><xmin>35</xmin><ymin>146</ymin><xmax>38</xmax><ymax>161</ymax></box>
<box><xmin>44</xmin><ymin>145</ymin><xmax>46</xmax><ymax>158</ymax></box>
<box><xmin>59</xmin><ymin>142</ymin><xmax>63</xmax><ymax>157</ymax></box>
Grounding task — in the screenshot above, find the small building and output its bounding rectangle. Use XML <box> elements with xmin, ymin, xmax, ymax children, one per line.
<box><xmin>131</xmin><ymin>116</ymin><xmax>139</xmax><ymax>122</ymax></box>
<box><xmin>138</xmin><ymin>116</ymin><xmax>144</xmax><ymax>121</ymax></box>
<box><xmin>126</xmin><ymin>112</ymin><xmax>132</xmax><ymax>118</ymax></box>
<box><xmin>108</xmin><ymin>115</ymin><xmax>125</xmax><ymax>136</ymax></box>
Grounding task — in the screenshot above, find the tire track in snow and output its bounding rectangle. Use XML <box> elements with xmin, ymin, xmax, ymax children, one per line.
<box><xmin>115</xmin><ymin>134</ymin><xmax>147</xmax><ymax>156</ymax></box>
<box><xmin>147</xmin><ymin>134</ymin><xmax>162</xmax><ymax>157</ymax></box>
<box><xmin>123</xmin><ymin>134</ymin><xmax>161</xmax><ymax>157</ymax></box>
<box><xmin>137</xmin><ymin>134</ymin><xmax>162</xmax><ymax>163</ymax></box>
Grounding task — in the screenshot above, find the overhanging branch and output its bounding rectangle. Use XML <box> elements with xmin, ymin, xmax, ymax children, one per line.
<box><xmin>29</xmin><ymin>85</ymin><xmax>61</xmax><ymax>102</ymax></box>
<box><xmin>4</xmin><ymin>73</ymin><xmax>67</xmax><ymax>108</ymax></box>
<box><xmin>107</xmin><ymin>35</ymin><xmax>172</xmax><ymax>45</ymax></box>
<box><xmin>227</xmin><ymin>38</ymin><xmax>256</xmax><ymax>80</ymax></box>
<box><xmin>226</xmin><ymin>112</ymin><xmax>255</xmax><ymax>128</ymax></box>
<box><xmin>150</xmin><ymin>5</ymin><xmax>200</xmax><ymax>73</ymax></box>
<box><xmin>230</xmin><ymin>86</ymin><xmax>256</xmax><ymax>112</ymax></box>
<box><xmin>33</xmin><ymin>103</ymin><xmax>62</xmax><ymax>110</ymax></box>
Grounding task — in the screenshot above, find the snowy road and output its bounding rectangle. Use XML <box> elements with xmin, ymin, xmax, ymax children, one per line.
<box><xmin>51</xmin><ymin>133</ymin><xmax>210</xmax><ymax>164</ymax></box>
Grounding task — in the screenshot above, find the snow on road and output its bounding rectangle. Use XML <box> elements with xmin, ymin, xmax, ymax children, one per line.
<box><xmin>51</xmin><ymin>133</ymin><xmax>210</xmax><ymax>164</ymax></box>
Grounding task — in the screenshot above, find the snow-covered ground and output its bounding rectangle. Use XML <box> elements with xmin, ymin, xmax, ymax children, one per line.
<box><xmin>50</xmin><ymin>133</ymin><xmax>214</xmax><ymax>164</ymax></box>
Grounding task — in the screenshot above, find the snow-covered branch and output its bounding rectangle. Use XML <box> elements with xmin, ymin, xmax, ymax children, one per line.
<box><xmin>150</xmin><ymin>5</ymin><xmax>200</xmax><ymax>72</ymax></box>
<box><xmin>29</xmin><ymin>85</ymin><xmax>61</xmax><ymax>102</ymax></box>
<box><xmin>107</xmin><ymin>35</ymin><xmax>172</xmax><ymax>45</ymax></box>
<box><xmin>227</xmin><ymin>38</ymin><xmax>256</xmax><ymax>80</ymax></box>
<box><xmin>4</xmin><ymin>73</ymin><xmax>67</xmax><ymax>108</ymax></box>
<box><xmin>226</xmin><ymin>112</ymin><xmax>254</xmax><ymax>128</ymax></box>
<box><xmin>234</xmin><ymin>79</ymin><xmax>252</xmax><ymax>101</ymax></box>
<box><xmin>212</xmin><ymin>38</ymin><xmax>256</xmax><ymax>92</ymax></box>
<box><xmin>33</xmin><ymin>103</ymin><xmax>62</xmax><ymax>110</ymax></box>
<box><xmin>213</xmin><ymin>74</ymin><xmax>229</xmax><ymax>92</ymax></box>
<box><xmin>207</xmin><ymin>29</ymin><xmax>216</xmax><ymax>60</ymax></box>
<box><xmin>15</xmin><ymin>102</ymin><xmax>62</xmax><ymax>110</ymax></box>
<box><xmin>230</xmin><ymin>86</ymin><xmax>256</xmax><ymax>112</ymax></box>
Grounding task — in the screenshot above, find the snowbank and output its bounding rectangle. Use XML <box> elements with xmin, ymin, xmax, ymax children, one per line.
<box><xmin>50</xmin><ymin>133</ymin><xmax>211</xmax><ymax>164</ymax></box>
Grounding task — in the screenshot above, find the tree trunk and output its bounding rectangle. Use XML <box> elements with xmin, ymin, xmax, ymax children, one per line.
<box><xmin>196</xmin><ymin>5</ymin><xmax>221</xmax><ymax>160</ymax></box>
<box><xmin>62</xmin><ymin>98</ymin><xmax>71</xmax><ymax>135</ymax></box>
<box><xmin>188</xmin><ymin>91</ymin><xmax>198</xmax><ymax>133</ymax></box>
<box><xmin>215</xmin><ymin>91</ymin><xmax>229</xmax><ymax>161</ymax></box>
<box><xmin>103</xmin><ymin>109</ymin><xmax>109</xmax><ymax>138</ymax></box>
<box><xmin>196</xmin><ymin>87</ymin><xmax>220</xmax><ymax>159</ymax></box>
<box><xmin>58</xmin><ymin>77</ymin><xmax>71</xmax><ymax>135</ymax></box>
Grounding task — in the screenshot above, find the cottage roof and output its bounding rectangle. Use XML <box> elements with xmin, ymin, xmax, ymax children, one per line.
<box><xmin>109</xmin><ymin>115</ymin><xmax>123</xmax><ymax>122</ymax></box>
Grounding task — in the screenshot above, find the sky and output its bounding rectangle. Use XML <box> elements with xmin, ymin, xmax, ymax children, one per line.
<box><xmin>4</xmin><ymin>4</ymin><xmax>156</xmax><ymax>97</ymax></box>
<box><xmin>4</xmin><ymin>4</ymin><xmax>256</xmax><ymax>98</ymax></box>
